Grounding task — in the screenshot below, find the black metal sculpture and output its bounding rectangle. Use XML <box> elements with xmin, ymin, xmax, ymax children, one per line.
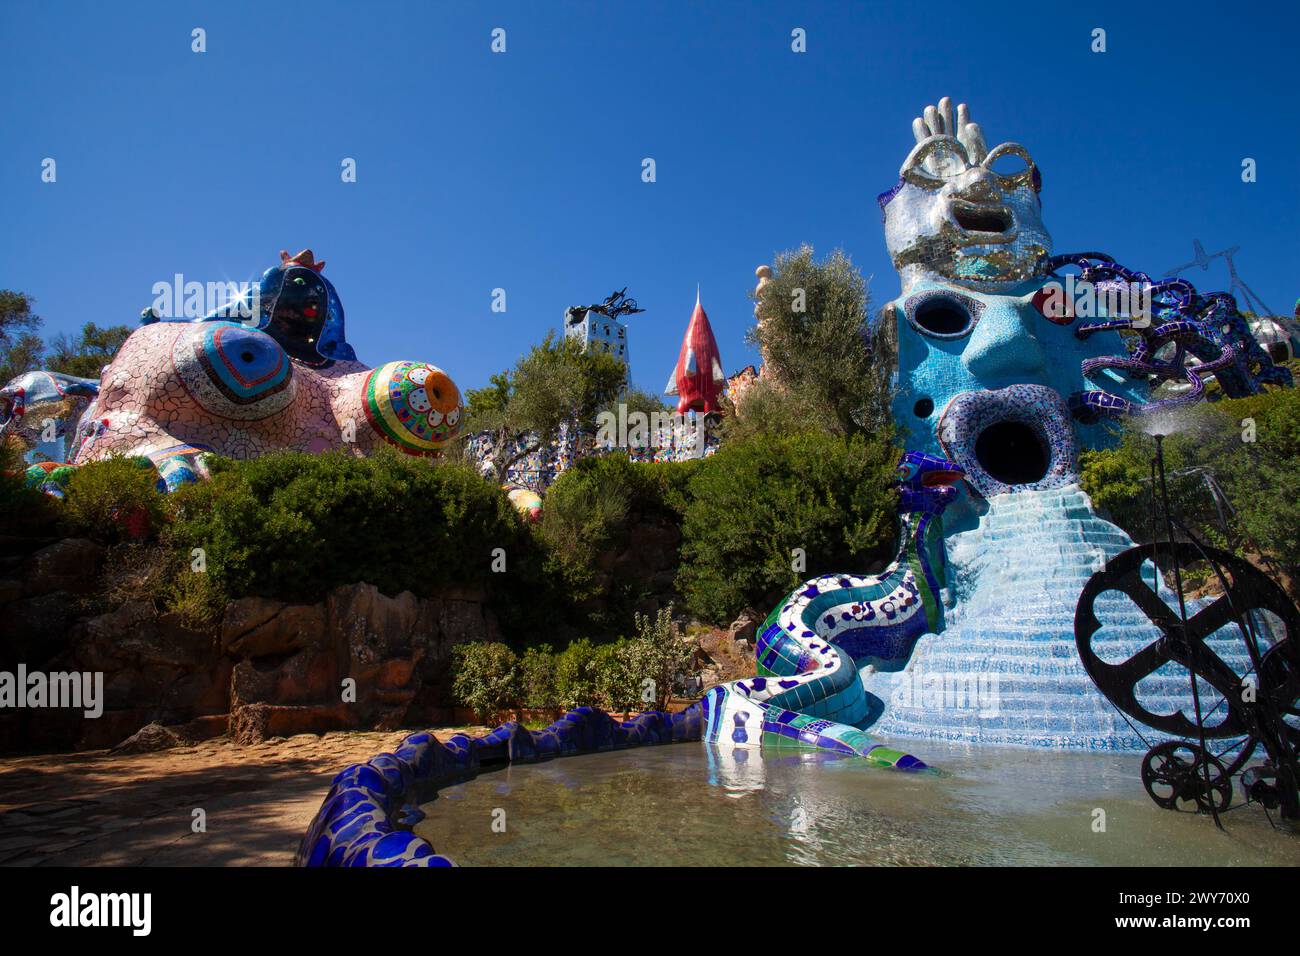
<box><xmin>1074</xmin><ymin>434</ymin><xmax>1300</xmax><ymax>826</ymax></box>
<box><xmin>565</xmin><ymin>288</ymin><xmax>645</xmax><ymax>326</ymax></box>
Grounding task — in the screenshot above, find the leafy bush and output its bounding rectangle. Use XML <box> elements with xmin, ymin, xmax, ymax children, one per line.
<box><xmin>163</xmin><ymin>561</ymin><xmax>228</xmax><ymax>627</ymax></box>
<box><xmin>518</xmin><ymin>644</ymin><xmax>559</xmax><ymax>710</ymax></box>
<box><xmin>592</xmin><ymin>641</ymin><xmax>641</xmax><ymax>714</ymax></box>
<box><xmin>625</xmin><ymin>605</ymin><xmax>697</xmax><ymax>710</ymax></box>
<box><xmin>537</xmin><ymin>452</ymin><xmax>699</xmax><ymax>625</ymax></box>
<box><xmin>166</xmin><ymin>449</ymin><xmax>529</xmax><ymax>605</ymax></box>
<box><xmin>451</xmin><ymin>642</ymin><xmax>520</xmax><ymax>720</ymax></box>
<box><xmin>677</xmin><ymin>431</ymin><xmax>898</xmax><ymax>622</ymax></box>
<box><xmin>554</xmin><ymin>638</ymin><xmax>601</xmax><ymax>709</ymax></box>
<box><xmin>61</xmin><ymin>455</ymin><xmax>167</xmax><ymax>543</ymax></box>
<box><xmin>1081</xmin><ymin>387</ymin><xmax>1300</xmax><ymax>590</ymax></box>
<box><xmin>0</xmin><ymin>442</ymin><xmax>54</xmax><ymax>532</ymax></box>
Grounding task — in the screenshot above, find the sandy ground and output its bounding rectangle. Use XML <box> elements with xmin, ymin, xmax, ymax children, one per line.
<box><xmin>0</xmin><ymin>728</ymin><xmax>489</xmax><ymax>867</ymax></box>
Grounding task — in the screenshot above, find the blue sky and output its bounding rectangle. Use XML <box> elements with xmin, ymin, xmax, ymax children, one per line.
<box><xmin>2</xmin><ymin>0</ymin><xmax>1296</xmax><ymax>396</ymax></box>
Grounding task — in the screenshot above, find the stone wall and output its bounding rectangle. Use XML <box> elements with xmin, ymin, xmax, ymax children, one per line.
<box><xmin>0</xmin><ymin>536</ymin><xmax>500</xmax><ymax>752</ymax></box>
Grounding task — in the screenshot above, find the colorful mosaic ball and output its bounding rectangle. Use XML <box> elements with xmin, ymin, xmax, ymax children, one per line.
<box><xmin>505</xmin><ymin>486</ymin><xmax>543</xmax><ymax>523</ymax></box>
<box><xmin>24</xmin><ymin>461</ymin><xmax>76</xmax><ymax>491</ymax></box>
<box><xmin>156</xmin><ymin>456</ymin><xmax>201</xmax><ymax>492</ymax></box>
<box><xmin>363</xmin><ymin>361</ymin><xmax>462</xmax><ymax>455</ymax></box>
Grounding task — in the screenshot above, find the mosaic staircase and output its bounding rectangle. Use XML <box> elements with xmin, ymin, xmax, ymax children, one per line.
<box><xmin>865</xmin><ymin>483</ymin><xmax>1260</xmax><ymax>750</ymax></box>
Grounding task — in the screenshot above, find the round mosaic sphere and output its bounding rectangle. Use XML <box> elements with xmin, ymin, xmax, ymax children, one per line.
<box><xmin>24</xmin><ymin>461</ymin><xmax>76</xmax><ymax>490</ymax></box>
<box><xmin>172</xmin><ymin>321</ymin><xmax>296</xmax><ymax>421</ymax></box>
<box><xmin>362</xmin><ymin>361</ymin><xmax>462</xmax><ymax>455</ymax></box>
<box><xmin>157</xmin><ymin>456</ymin><xmax>200</xmax><ymax>492</ymax></box>
<box><xmin>505</xmin><ymin>486</ymin><xmax>542</xmax><ymax>523</ymax></box>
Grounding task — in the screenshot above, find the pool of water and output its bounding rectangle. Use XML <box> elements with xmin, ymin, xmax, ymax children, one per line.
<box><xmin>414</xmin><ymin>739</ymin><xmax>1300</xmax><ymax>866</ymax></box>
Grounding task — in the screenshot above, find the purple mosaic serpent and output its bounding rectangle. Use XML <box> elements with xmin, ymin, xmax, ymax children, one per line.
<box><xmin>1046</xmin><ymin>253</ymin><xmax>1290</xmax><ymax>420</ymax></box>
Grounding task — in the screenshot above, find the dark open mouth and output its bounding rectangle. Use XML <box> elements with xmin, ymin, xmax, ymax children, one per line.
<box><xmin>973</xmin><ymin>421</ymin><xmax>1049</xmax><ymax>486</ymax></box>
<box><xmin>951</xmin><ymin>202</ymin><xmax>1012</xmax><ymax>234</ymax></box>
<box><xmin>936</xmin><ymin>385</ymin><xmax>1078</xmax><ymax>498</ymax></box>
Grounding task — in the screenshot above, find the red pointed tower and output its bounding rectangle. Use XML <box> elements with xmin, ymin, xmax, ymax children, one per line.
<box><xmin>665</xmin><ymin>289</ymin><xmax>726</xmax><ymax>414</ymax></box>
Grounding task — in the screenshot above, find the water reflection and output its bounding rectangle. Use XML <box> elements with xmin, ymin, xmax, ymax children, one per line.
<box><xmin>414</xmin><ymin>740</ymin><xmax>1300</xmax><ymax>867</ymax></box>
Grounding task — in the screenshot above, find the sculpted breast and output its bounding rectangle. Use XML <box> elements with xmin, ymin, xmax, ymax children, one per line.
<box><xmin>170</xmin><ymin>321</ymin><xmax>297</xmax><ymax>420</ymax></box>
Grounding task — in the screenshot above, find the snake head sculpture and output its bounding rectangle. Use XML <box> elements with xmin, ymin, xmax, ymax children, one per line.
<box><xmin>895</xmin><ymin>450</ymin><xmax>964</xmax><ymax>515</ymax></box>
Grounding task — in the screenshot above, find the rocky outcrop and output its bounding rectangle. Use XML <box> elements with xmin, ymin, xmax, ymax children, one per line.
<box><xmin>110</xmin><ymin>720</ymin><xmax>189</xmax><ymax>754</ymax></box>
<box><xmin>223</xmin><ymin>582</ymin><xmax>500</xmax><ymax>742</ymax></box>
<box><xmin>0</xmin><ymin>536</ymin><xmax>504</xmax><ymax>752</ymax></box>
<box><xmin>692</xmin><ymin>608</ymin><xmax>762</xmax><ymax>686</ymax></box>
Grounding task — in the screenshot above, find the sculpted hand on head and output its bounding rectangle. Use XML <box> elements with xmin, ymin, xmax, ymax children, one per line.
<box><xmin>882</xmin><ymin>97</ymin><xmax>1051</xmax><ymax>292</ymax></box>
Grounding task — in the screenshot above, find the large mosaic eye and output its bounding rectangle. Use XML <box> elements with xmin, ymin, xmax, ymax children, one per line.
<box><xmin>981</xmin><ymin>142</ymin><xmax>1036</xmax><ymax>190</ymax></box>
<box><xmin>171</xmin><ymin>322</ymin><xmax>295</xmax><ymax>420</ymax></box>
<box><xmin>362</xmin><ymin>360</ymin><xmax>463</xmax><ymax>455</ymax></box>
<box><xmin>900</xmin><ymin>135</ymin><xmax>971</xmax><ymax>188</ymax></box>
<box><xmin>903</xmin><ymin>290</ymin><xmax>984</xmax><ymax>339</ymax></box>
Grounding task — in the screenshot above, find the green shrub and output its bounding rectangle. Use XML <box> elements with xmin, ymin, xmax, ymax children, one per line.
<box><xmin>624</xmin><ymin>605</ymin><xmax>698</xmax><ymax>710</ymax></box>
<box><xmin>677</xmin><ymin>431</ymin><xmax>898</xmax><ymax>623</ymax></box>
<box><xmin>0</xmin><ymin>442</ymin><xmax>55</xmax><ymax>532</ymax></box>
<box><xmin>451</xmin><ymin>642</ymin><xmax>520</xmax><ymax>719</ymax></box>
<box><xmin>518</xmin><ymin>644</ymin><xmax>559</xmax><ymax>710</ymax></box>
<box><xmin>537</xmin><ymin>453</ymin><xmax>699</xmax><ymax>626</ymax></box>
<box><xmin>1081</xmin><ymin>387</ymin><xmax>1300</xmax><ymax>590</ymax></box>
<box><xmin>591</xmin><ymin>640</ymin><xmax>641</xmax><ymax>714</ymax></box>
<box><xmin>163</xmin><ymin>561</ymin><xmax>227</xmax><ymax>628</ymax></box>
<box><xmin>166</xmin><ymin>450</ymin><xmax>529</xmax><ymax>605</ymax></box>
<box><xmin>61</xmin><ymin>455</ymin><xmax>167</xmax><ymax>543</ymax></box>
<box><xmin>554</xmin><ymin>638</ymin><xmax>601</xmax><ymax>708</ymax></box>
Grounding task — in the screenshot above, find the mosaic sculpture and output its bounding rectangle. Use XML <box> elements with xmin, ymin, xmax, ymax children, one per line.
<box><xmin>0</xmin><ymin>370</ymin><xmax>99</xmax><ymax>492</ymax></box>
<box><xmin>0</xmin><ymin>250</ymin><xmax>464</xmax><ymax>492</ymax></box>
<box><xmin>297</xmin><ymin>98</ymin><xmax>1294</xmax><ymax>865</ymax></box>
<box><xmin>866</xmin><ymin>99</ymin><xmax>1289</xmax><ymax>748</ymax></box>
<box><xmin>700</xmin><ymin>451</ymin><xmax>962</xmax><ymax>765</ymax></box>
<box><xmin>504</xmin><ymin>485</ymin><xmax>542</xmax><ymax>522</ymax></box>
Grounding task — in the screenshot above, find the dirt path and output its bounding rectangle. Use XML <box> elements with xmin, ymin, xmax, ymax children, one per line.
<box><xmin>0</xmin><ymin>728</ymin><xmax>488</xmax><ymax>867</ymax></box>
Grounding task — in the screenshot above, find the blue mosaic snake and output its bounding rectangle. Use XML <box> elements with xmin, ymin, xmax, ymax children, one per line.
<box><xmin>700</xmin><ymin>451</ymin><xmax>964</xmax><ymax>769</ymax></box>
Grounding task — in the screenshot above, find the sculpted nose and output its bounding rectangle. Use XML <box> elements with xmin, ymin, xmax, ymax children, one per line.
<box><xmin>962</xmin><ymin>304</ymin><xmax>1050</xmax><ymax>384</ymax></box>
<box><xmin>954</xmin><ymin>166</ymin><xmax>999</xmax><ymax>202</ymax></box>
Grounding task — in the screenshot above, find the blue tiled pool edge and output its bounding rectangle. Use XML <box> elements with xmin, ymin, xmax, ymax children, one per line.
<box><xmin>295</xmin><ymin>705</ymin><xmax>703</xmax><ymax>867</ymax></box>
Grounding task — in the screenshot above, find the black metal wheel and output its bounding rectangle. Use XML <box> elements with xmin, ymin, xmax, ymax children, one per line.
<box><xmin>1075</xmin><ymin>542</ymin><xmax>1300</xmax><ymax>739</ymax></box>
<box><xmin>1141</xmin><ymin>741</ymin><xmax>1233</xmax><ymax>814</ymax></box>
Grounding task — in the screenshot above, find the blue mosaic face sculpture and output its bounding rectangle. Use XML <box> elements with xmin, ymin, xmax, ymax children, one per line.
<box><xmin>886</xmin><ymin>277</ymin><xmax>1146</xmax><ymax>503</ymax></box>
<box><xmin>861</xmin><ymin>98</ymin><xmax>1295</xmax><ymax>752</ymax></box>
<box><xmin>879</xmin><ymin>100</ymin><xmax>1145</xmax><ymax>509</ymax></box>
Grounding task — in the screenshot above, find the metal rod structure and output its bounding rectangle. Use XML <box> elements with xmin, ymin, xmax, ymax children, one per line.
<box><xmin>1153</xmin><ymin>433</ymin><xmax>1224</xmax><ymax>829</ymax></box>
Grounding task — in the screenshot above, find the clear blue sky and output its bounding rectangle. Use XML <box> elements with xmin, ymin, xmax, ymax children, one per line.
<box><xmin>3</xmin><ymin>0</ymin><xmax>1297</xmax><ymax>396</ymax></box>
